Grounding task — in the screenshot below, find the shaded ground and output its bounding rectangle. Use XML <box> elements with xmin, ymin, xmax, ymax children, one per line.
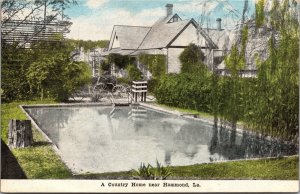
<box><xmin>1</xmin><ymin>139</ymin><xmax>27</xmax><ymax>179</ymax></box>
<box><xmin>1</xmin><ymin>100</ymin><xmax>72</xmax><ymax>179</ymax></box>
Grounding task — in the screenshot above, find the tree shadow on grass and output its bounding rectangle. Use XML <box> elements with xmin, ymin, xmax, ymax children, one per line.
<box><xmin>1</xmin><ymin>139</ymin><xmax>27</xmax><ymax>179</ymax></box>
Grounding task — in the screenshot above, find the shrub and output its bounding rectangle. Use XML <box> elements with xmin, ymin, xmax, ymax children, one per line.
<box><xmin>108</xmin><ymin>54</ymin><xmax>136</xmax><ymax>69</ymax></box>
<box><xmin>27</xmin><ymin>56</ymin><xmax>91</xmax><ymax>101</ymax></box>
<box><xmin>2</xmin><ymin>40</ymin><xmax>91</xmax><ymax>102</ymax></box>
<box><xmin>126</xmin><ymin>64</ymin><xmax>142</xmax><ymax>81</ymax></box>
<box><xmin>138</xmin><ymin>54</ymin><xmax>166</xmax><ymax>78</ymax></box>
<box><xmin>147</xmin><ymin>78</ymin><xmax>159</xmax><ymax>93</ymax></box>
<box><xmin>155</xmin><ymin>71</ymin><xmax>212</xmax><ymax>113</ymax></box>
<box><xmin>138</xmin><ymin>54</ymin><xmax>167</xmax><ymax>91</ymax></box>
<box><xmin>179</xmin><ymin>43</ymin><xmax>205</xmax><ymax>73</ymax></box>
<box><xmin>132</xmin><ymin>160</ymin><xmax>172</xmax><ymax>180</ymax></box>
<box><xmin>100</xmin><ymin>60</ymin><xmax>110</xmax><ymax>75</ymax></box>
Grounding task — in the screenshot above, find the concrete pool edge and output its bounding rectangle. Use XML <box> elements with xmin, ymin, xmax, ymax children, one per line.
<box><xmin>21</xmin><ymin>102</ymin><xmax>115</xmax><ymax>108</ymax></box>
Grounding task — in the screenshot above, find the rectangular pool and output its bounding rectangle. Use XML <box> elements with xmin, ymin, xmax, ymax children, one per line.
<box><xmin>24</xmin><ymin>105</ymin><xmax>298</xmax><ymax>174</ymax></box>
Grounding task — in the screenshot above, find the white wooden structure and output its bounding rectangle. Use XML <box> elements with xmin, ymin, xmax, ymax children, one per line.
<box><xmin>131</xmin><ymin>81</ymin><xmax>147</xmax><ymax>103</ymax></box>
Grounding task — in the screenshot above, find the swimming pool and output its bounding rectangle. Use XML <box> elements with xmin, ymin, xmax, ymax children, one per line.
<box><xmin>24</xmin><ymin>105</ymin><xmax>298</xmax><ymax>174</ymax></box>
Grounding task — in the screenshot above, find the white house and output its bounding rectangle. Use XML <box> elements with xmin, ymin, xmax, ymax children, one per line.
<box><xmin>105</xmin><ymin>4</ymin><xmax>237</xmax><ymax>77</ymax></box>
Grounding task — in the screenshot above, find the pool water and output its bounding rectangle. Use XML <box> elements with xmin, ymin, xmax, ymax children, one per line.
<box><xmin>25</xmin><ymin>105</ymin><xmax>298</xmax><ymax>174</ymax></box>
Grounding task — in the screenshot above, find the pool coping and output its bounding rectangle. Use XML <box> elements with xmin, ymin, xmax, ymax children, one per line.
<box><xmin>20</xmin><ymin>102</ymin><xmax>299</xmax><ymax>175</ymax></box>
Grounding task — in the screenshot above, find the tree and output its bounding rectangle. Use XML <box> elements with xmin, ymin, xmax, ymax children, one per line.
<box><xmin>67</xmin><ymin>39</ymin><xmax>109</xmax><ymax>51</ymax></box>
<box><xmin>26</xmin><ymin>42</ymin><xmax>91</xmax><ymax>101</ymax></box>
<box><xmin>179</xmin><ymin>43</ymin><xmax>206</xmax><ymax>73</ymax></box>
<box><xmin>249</xmin><ymin>0</ymin><xmax>299</xmax><ymax>139</ymax></box>
<box><xmin>1</xmin><ymin>0</ymin><xmax>84</xmax><ymax>102</ymax></box>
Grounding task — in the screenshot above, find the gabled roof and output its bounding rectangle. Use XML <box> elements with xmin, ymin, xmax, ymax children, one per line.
<box><xmin>109</xmin><ymin>25</ymin><xmax>151</xmax><ymax>50</ymax></box>
<box><xmin>139</xmin><ymin>18</ymin><xmax>196</xmax><ymax>49</ymax></box>
<box><xmin>107</xmin><ymin>13</ymin><xmax>223</xmax><ymax>53</ymax></box>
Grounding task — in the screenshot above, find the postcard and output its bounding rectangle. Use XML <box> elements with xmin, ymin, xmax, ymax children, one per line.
<box><xmin>1</xmin><ymin>0</ymin><xmax>299</xmax><ymax>193</ymax></box>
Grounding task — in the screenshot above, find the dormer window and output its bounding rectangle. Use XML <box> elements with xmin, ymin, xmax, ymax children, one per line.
<box><xmin>116</xmin><ymin>35</ymin><xmax>118</xmax><ymax>40</ymax></box>
<box><xmin>174</xmin><ymin>16</ymin><xmax>178</xmax><ymax>22</ymax></box>
<box><xmin>168</xmin><ymin>14</ymin><xmax>182</xmax><ymax>23</ymax></box>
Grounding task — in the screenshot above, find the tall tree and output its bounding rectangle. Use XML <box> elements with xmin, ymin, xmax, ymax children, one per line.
<box><xmin>250</xmin><ymin>0</ymin><xmax>299</xmax><ymax>140</ymax></box>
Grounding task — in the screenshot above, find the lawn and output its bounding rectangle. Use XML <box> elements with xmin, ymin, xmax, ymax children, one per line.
<box><xmin>1</xmin><ymin>100</ymin><xmax>298</xmax><ymax>180</ymax></box>
<box><xmin>75</xmin><ymin>156</ymin><xmax>299</xmax><ymax>180</ymax></box>
<box><xmin>168</xmin><ymin>156</ymin><xmax>299</xmax><ymax>180</ymax></box>
<box><xmin>154</xmin><ymin>103</ymin><xmax>214</xmax><ymax>118</ymax></box>
<box><xmin>1</xmin><ymin>100</ymin><xmax>72</xmax><ymax>179</ymax></box>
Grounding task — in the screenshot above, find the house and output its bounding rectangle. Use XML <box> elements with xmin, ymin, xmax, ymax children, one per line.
<box><xmin>104</xmin><ymin>4</ymin><xmax>238</xmax><ymax>78</ymax></box>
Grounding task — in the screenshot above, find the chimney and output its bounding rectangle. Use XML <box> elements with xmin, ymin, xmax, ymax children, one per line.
<box><xmin>216</xmin><ymin>18</ymin><xmax>222</xmax><ymax>31</ymax></box>
<box><xmin>166</xmin><ymin>4</ymin><xmax>173</xmax><ymax>17</ymax></box>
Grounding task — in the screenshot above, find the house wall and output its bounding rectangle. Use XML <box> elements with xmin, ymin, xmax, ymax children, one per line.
<box><xmin>167</xmin><ymin>23</ymin><xmax>199</xmax><ymax>74</ymax></box>
<box><xmin>170</xmin><ymin>23</ymin><xmax>198</xmax><ymax>46</ymax></box>
<box><xmin>167</xmin><ymin>48</ymin><xmax>184</xmax><ymax>73</ymax></box>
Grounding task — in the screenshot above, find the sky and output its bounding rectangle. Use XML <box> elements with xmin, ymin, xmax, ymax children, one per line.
<box><xmin>64</xmin><ymin>0</ymin><xmax>256</xmax><ymax>41</ymax></box>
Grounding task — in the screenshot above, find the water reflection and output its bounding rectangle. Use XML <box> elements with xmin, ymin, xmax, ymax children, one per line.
<box><xmin>209</xmin><ymin>123</ymin><xmax>298</xmax><ymax>161</ymax></box>
<box><xmin>25</xmin><ymin>106</ymin><xmax>298</xmax><ymax>174</ymax></box>
<box><xmin>26</xmin><ymin>107</ymin><xmax>75</xmax><ymax>147</ymax></box>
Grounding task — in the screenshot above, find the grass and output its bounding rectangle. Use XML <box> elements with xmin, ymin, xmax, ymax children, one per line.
<box><xmin>152</xmin><ymin>103</ymin><xmax>214</xmax><ymax>118</ymax></box>
<box><xmin>1</xmin><ymin>99</ymin><xmax>73</xmax><ymax>179</ymax></box>
<box><xmin>75</xmin><ymin>156</ymin><xmax>299</xmax><ymax>180</ymax></box>
<box><xmin>168</xmin><ymin>156</ymin><xmax>299</xmax><ymax>180</ymax></box>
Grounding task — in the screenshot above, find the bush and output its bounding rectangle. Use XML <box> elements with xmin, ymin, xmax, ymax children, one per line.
<box><xmin>126</xmin><ymin>64</ymin><xmax>142</xmax><ymax>81</ymax></box>
<box><xmin>132</xmin><ymin>160</ymin><xmax>172</xmax><ymax>180</ymax></box>
<box><xmin>27</xmin><ymin>55</ymin><xmax>91</xmax><ymax>101</ymax></box>
<box><xmin>100</xmin><ymin>60</ymin><xmax>110</xmax><ymax>75</ymax></box>
<box><xmin>108</xmin><ymin>53</ymin><xmax>131</xmax><ymax>69</ymax></box>
<box><xmin>179</xmin><ymin>43</ymin><xmax>205</xmax><ymax>73</ymax></box>
<box><xmin>2</xmin><ymin>40</ymin><xmax>91</xmax><ymax>102</ymax></box>
<box><xmin>147</xmin><ymin>78</ymin><xmax>160</xmax><ymax>93</ymax></box>
<box><xmin>1</xmin><ymin>47</ymin><xmax>35</xmax><ymax>102</ymax></box>
<box><xmin>138</xmin><ymin>54</ymin><xmax>166</xmax><ymax>78</ymax></box>
<box><xmin>155</xmin><ymin>71</ymin><xmax>212</xmax><ymax>113</ymax></box>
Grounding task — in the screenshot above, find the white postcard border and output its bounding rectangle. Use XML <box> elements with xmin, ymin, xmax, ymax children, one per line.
<box><xmin>1</xmin><ymin>180</ymin><xmax>299</xmax><ymax>193</ymax></box>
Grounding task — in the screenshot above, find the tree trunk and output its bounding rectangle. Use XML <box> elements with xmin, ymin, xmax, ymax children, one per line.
<box><xmin>8</xmin><ymin>120</ymin><xmax>33</xmax><ymax>148</ymax></box>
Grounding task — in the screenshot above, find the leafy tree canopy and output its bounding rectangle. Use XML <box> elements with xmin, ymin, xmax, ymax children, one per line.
<box><xmin>67</xmin><ymin>39</ymin><xmax>109</xmax><ymax>51</ymax></box>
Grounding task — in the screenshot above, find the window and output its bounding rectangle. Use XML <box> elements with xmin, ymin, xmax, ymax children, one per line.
<box><xmin>168</xmin><ymin>15</ymin><xmax>181</xmax><ymax>23</ymax></box>
<box><xmin>174</xmin><ymin>16</ymin><xmax>178</xmax><ymax>22</ymax></box>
